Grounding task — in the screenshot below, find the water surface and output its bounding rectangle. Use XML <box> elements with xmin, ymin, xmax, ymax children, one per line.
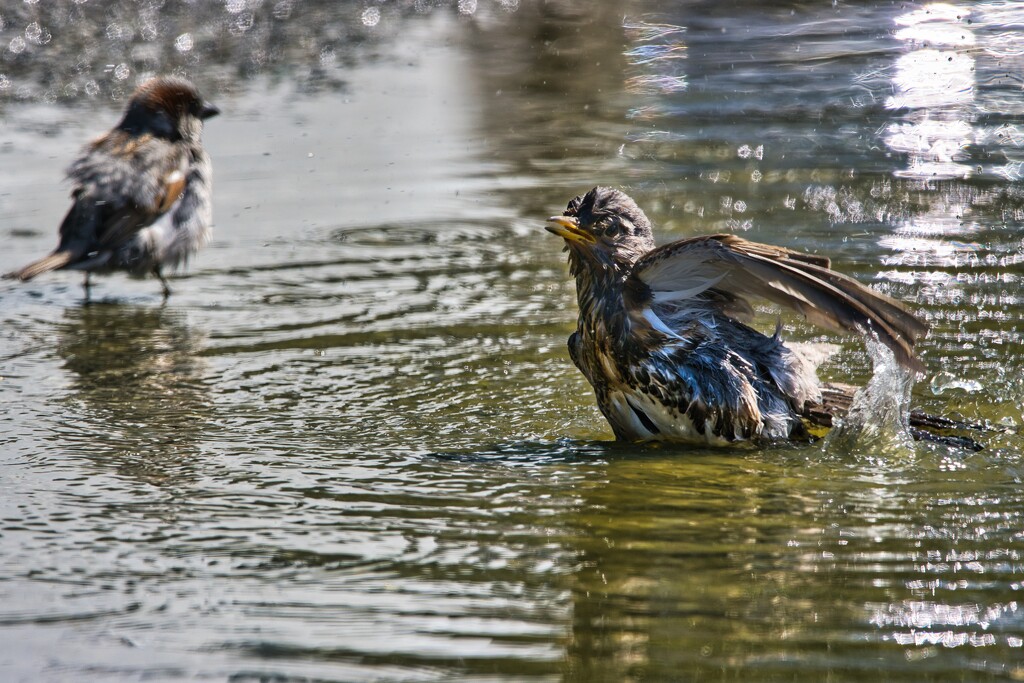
<box><xmin>2</xmin><ymin>1</ymin><xmax>1024</xmax><ymax>680</ymax></box>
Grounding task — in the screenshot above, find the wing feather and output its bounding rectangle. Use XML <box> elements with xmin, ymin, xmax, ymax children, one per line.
<box><xmin>630</xmin><ymin>234</ymin><xmax>928</xmax><ymax>373</ymax></box>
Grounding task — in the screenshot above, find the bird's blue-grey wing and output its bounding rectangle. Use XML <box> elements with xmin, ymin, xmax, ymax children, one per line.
<box><xmin>628</xmin><ymin>234</ymin><xmax>927</xmax><ymax>373</ymax></box>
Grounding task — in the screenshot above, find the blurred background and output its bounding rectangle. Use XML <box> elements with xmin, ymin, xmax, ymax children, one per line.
<box><xmin>2</xmin><ymin>1</ymin><xmax>1024</xmax><ymax>680</ymax></box>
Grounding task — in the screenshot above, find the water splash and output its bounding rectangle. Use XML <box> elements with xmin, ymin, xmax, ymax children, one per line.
<box><xmin>823</xmin><ymin>336</ymin><xmax>916</xmax><ymax>456</ymax></box>
<box><xmin>930</xmin><ymin>371</ymin><xmax>984</xmax><ymax>395</ymax></box>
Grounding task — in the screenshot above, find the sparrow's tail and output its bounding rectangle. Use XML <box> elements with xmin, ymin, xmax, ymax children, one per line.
<box><xmin>803</xmin><ymin>383</ymin><xmax>995</xmax><ymax>451</ymax></box>
<box><xmin>4</xmin><ymin>250</ymin><xmax>76</xmax><ymax>281</ymax></box>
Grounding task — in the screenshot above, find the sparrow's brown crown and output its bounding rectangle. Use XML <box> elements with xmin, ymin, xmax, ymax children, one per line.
<box><xmin>119</xmin><ymin>76</ymin><xmax>219</xmax><ymax>139</ymax></box>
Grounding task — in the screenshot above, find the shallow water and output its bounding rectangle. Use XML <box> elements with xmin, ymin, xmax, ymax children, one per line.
<box><xmin>2</xmin><ymin>1</ymin><xmax>1024</xmax><ymax>680</ymax></box>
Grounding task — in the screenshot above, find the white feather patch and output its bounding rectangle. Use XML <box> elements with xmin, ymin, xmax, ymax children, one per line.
<box><xmin>650</xmin><ymin>272</ymin><xmax>727</xmax><ymax>303</ymax></box>
<box><xmin>642</xmin><ymin>307</ymin><xmax>682</xmax><ymax>338</ymax></box>
<box><xmin>609</xmin><ymin>390</ymin><xmax>733</xmax><ymax>446</ymax></box>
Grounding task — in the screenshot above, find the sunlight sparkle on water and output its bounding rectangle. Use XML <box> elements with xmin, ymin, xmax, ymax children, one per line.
<box><xmin>885</xmin><ymin>4</ymin><xmax>978</xmax><ymax>181</ymax></box>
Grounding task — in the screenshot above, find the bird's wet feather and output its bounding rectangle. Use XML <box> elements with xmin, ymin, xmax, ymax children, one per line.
<box><xmin>547</xmin><ymin>186</ymin><xmax>929</xmax><ymax>445</ymax></box>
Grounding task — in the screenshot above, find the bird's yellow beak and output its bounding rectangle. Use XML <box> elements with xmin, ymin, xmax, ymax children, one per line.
<box><xmin>545</xmin><ymin>216</ymin><xmax>597</xmax><ymax>245</ymax></box>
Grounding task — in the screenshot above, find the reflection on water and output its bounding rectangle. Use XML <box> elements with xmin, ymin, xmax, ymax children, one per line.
<box><xmin>562</xmin><ymin>446</ymin><xmax>1024</xmax><ymax>679</ymax></box>
<box><xmin>56</xmin><ymin>304</ymin><xmax>211</xmax><ymax>486</ymax></box>
<box><xmin>885</xmin><ymin>5</ymin><xmax>976</xmax><ymax>181</ymax></box>
<box><xmin>624</xmin><ymin>20</ymin><xmax>688</xmax><ymax>128</ymax></box>
<box><xmin>873</xmin><ymin>6</ymin><xmax>1024</xmax><ymax>430</ymax></box>
<box><xmin>2</xmin><ymin>1</ymin><xmax>1024</xmax><ymax>681</ymax></box>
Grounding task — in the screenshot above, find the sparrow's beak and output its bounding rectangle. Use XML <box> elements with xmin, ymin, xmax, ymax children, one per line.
<box><xmin>545</xmin><ymin>216</ymin><xmax>596</xmax><ymax>245</ymax></box>
<box><xmin>199</xmin><ymin>102</ymin><xmax>220</xmax><ymax>120</ymax></box>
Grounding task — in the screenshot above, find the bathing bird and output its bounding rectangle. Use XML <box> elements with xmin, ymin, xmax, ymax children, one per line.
<box><xmin>546</xmin><ymin>186</ymin><xmax>938</xmax><ymax>445</ymax></box>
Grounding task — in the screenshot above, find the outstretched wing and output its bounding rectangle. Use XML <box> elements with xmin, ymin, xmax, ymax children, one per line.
<box><xmin>629</xmin><ymin>234</ymin><xmax>929</xmax><ymax>373</ymax></box>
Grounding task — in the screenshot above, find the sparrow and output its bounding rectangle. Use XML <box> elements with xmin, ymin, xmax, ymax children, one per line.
<box><xmin>546</xmin><ymin>186</ymin><xmax>941</xmax><ymax>446</ymax></box>
<box><xmin>5</xmin><ymin>76</ymin><xmax>219</xmax><ymax>298</ymax></box>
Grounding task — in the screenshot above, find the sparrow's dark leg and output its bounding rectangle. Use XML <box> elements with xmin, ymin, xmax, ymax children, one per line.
<box><xmin>153</xmin><ymin>266</ymin><xmax>171</xmax><ymax>299</ymax></box>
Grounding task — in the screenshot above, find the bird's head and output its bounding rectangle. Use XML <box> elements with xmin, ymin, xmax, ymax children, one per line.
<box><xmin>546</xmin><ymin>187</ymin><xmax>656</xmax><ymax>272</ymax></box>
<box><xmin>118</xmin><ymin>76</ymin><xmax>219</xmax><ymax>142</ymax></box>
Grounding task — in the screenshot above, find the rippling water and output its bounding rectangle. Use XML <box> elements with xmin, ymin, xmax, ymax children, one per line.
<box><xmin>3</xmin><ymin>1</ymin><xmax>1024</xmax><ymax>680</ymax></box>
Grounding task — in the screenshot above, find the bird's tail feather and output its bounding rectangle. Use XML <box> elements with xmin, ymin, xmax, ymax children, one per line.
<box><xmin>802</xmin><ymin>382</ymin><xmax>994</xmax><ymax>451</ymax></box>
<box><xmin>4</xmin><ymin>250</ymin><xmax>76</xmax><ymax>281</ymax></box>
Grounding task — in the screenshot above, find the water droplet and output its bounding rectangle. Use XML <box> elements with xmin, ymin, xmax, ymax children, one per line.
<box><xmin>929</xmin><ymin>371</ymin><xmax>983</xmax><ymax>395</ymax></box>
<box><xmin>8</xmin><ymin>36</ymin><xmax>25</xmax><ymax>54</ymax></box>
<box><xmin>361</xmin><ymin>7</ymin><xmax>381</xmax><ymax>27</ymax></box>
<box><xmin>105</xmin><ymin>22</ymin><xmax>131</xmax><ymax>43</ymax></box>
<box><xmin>174</xmin><ymin>33</ymin><xmax>193</xmax><ymax>53</ymax></box>
<box><xmin>24</xmin><ymin>22</ymin><xmax>50</xmax><ymax>45</ymax></box>
<box><xmin>272</xmin><ymin>0</ymin><xmax>294</xmax><ymax>19</ymax></box>
<box><xmin>230</xmin><ymin>11</ymin><xmax>254</xmax><ymax>34</ymax></box>
<box><xmin>458</xmin><ymin>0</ymin><xmax>477</xmax><ymax>14</ymax></box>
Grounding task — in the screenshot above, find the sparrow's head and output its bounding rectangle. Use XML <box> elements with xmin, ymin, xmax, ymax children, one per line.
<box><xmin>118</xmin><ymin>76</ymin><xmax>219</xmax><ymax>142</ymax></box>
<box><xmin>546</xmin><ymin>187</ymin><xmax>656</xmax><ymax>269</ymax></box>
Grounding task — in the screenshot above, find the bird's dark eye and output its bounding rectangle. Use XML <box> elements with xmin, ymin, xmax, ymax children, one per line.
<box><xmin>594</xmin><ymin>214</ymin><xmax>621</xmax><ymax>237</ymax></box>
